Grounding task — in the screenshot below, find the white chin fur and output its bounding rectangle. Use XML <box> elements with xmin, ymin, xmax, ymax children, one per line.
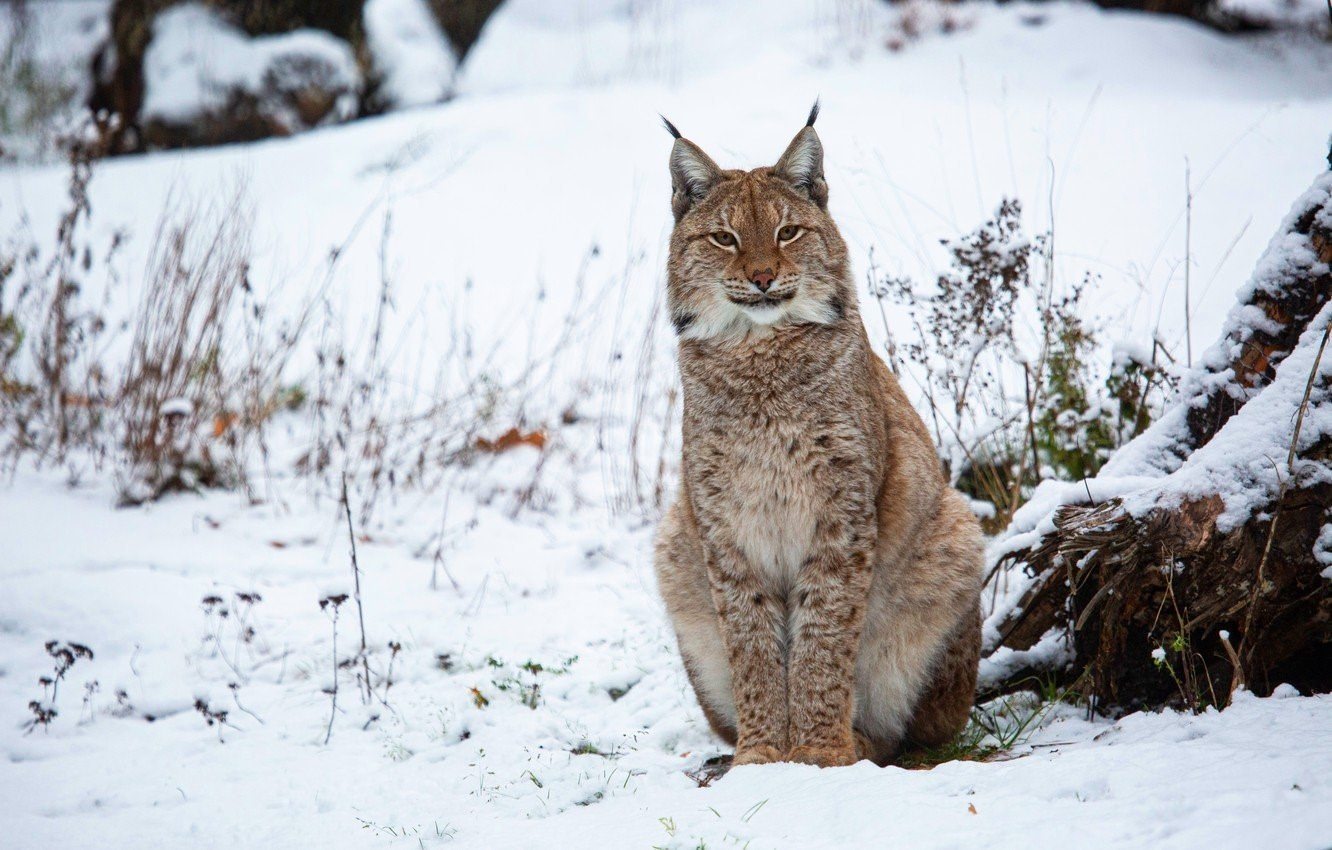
<box><xmin>679</xmin><ymin>291</ymin><xmax>838</xmax><ymax>342</ymax></box>
<box><xmin>740</xmin><ymin>303</ymin><xmax>786</xmax><ymax>325</ymax></box>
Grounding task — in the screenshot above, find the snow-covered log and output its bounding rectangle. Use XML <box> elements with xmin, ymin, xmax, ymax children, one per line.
<box><xmin>981</xmin><ymin>162</ymin><xmax>1332</xmax><ymax>709</ymax></box>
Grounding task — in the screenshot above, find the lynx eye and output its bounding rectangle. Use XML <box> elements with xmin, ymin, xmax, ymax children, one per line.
<box><xmin>710</xmin><ymin>231</ymin><xmax>737</xmax><ymax>248</ymax></box>
<box><xmin>777</xmin><ymin>224</ymin><xmax>801</xmax><ymax>243</ymax></box>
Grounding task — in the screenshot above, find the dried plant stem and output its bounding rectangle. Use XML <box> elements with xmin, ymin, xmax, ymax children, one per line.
<box><xmin>341</xmin><ymin>473</ymin><xmax>373</xmax><ymax>705</ymax></box>
<box><xmin>1023</xmin><ymin>365</ymin><xmax>1041</xmax><ymax>488</ymax></box>
<box><xmin>324</xmin><ymin>606</ymin><xmax>339</xmax><ymax>746</ymax></box>
<box><xmin>1184</xmin><ymin>160</ymin><xmax>1193</xmax><ymax>369</ymax></box>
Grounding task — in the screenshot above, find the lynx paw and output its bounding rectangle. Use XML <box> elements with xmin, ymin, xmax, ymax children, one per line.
<box><xmin>787</xmin><ymin>744</ymin><xmax>857</xmax><ymax>768</ymax></box>
<box><xmin>731</xmin><ymin>744</ymin><xmax>784</xmax><ymax>766</ymax></box>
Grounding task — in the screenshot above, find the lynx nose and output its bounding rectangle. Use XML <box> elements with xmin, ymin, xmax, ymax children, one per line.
<box><xmin>750</xmin><ymin>269</ymin><xmax>776</xmax><ymax>292</ymax></box>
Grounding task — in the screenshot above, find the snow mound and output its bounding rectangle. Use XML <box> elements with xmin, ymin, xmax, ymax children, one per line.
<box><xmin>141</xmin><ymin>4</ymin><xmax>360</xmax><ymax>139</ymax></box>
<box><xmin>364</xmin><ymin>0</ymin><xmax>458</xmax><ymax>109</ymax></box>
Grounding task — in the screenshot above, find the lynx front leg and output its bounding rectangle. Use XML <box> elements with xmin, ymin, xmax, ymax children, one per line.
<box><xmin>786</xmin><ymin>540</ymin><xmax>874</xmax><ymax>767</ymax></box>
<box><xmin>704</xmin><ymin>544</ymin><xmax>789</xmax><ymax>765</ymax></box>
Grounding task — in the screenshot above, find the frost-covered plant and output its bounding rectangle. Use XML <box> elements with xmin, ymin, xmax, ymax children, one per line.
<box><xmin>193</xmin><ymin>695</ymin><xmax>231</xmax><ymax>742</ymax></box>
<box><xmin>0</xmin><ymin>246</ymin><xmax>24</xmax><ymax>401</ymax></box>
<box><xmin>1106</xmin><ymin>338</ymin><xmax>1179</xmax><ymax>447</ymax></box>
<box><xmin>894</xmin><ymin>198</ymin><xmax>1037</xmax><ymax>433</ymax></box>
<box><xmin>1035</xmin><ymin>286</ymin><xmax>1181</xmax><ymax>481</ymax></box>
<box><xmin>481</xmin><ymin>653</ymin><xmax>578</xmax><ymax>711</ymax></box>
<box><xmin>0</xmin><ymin>126</ymin><xmax>123</xmax><ymax>470</ymax></box>
<box><xmin>880</xmin><ymin>199</ymin><xmax>1176</xmax><ymax>527</ymax></box>
<box><xmin>24</xmin><ymin>639</ymin><xmax>94</xmax><ymax>732</ymax></box>
<box><xmin>112</xmin><ymin>207</ymin><xmax>241</xmax><ymax>503</ymax></box>
<box><xmin>0</xmin><ymin>139</ymin><xmax>312</xmax><ymax>502</ymax></box>
<box><xmin>882</xmin><ymin>199</ymin><xmax>1041</xmax><ymax>522</ymax></box>
<box><xmin>1033</xmin><ymin>275</ymin><xmax>1113</xmax><ymax>481</ymax></box>
<box><xmin>319</xmin><ymin>590</ymin><xmax>349</xmax><ymax>745</ymax></box>
<box><xmin>198</xmin><ymin>591</ymin><xmax>271</xmax><ymax>684</ymax></box>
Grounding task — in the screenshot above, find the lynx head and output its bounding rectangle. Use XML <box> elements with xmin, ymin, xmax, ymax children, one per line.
<box><xmin>664</xmin><ymin>103</ymin><xmax>853</xmax><ymax>341</ymax></box>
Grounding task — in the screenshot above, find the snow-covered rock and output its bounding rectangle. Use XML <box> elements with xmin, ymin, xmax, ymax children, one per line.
<box><xmin>140</xmin><ymin>4</ymin><xmax>361</xmax><ymax>147</ymax></box>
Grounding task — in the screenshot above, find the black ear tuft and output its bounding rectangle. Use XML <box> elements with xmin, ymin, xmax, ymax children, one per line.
<box><xmin>661</xmin><ymin>115</ymin><xmax>682</xmax><ymax>139</ymax></box>
<box><xmin>806</xmin><ymin>99</ymin><xmax>820</xmax><ymax>128</ymax></box>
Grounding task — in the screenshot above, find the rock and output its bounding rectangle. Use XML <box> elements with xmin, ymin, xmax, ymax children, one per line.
<box><xmin>138</xmin><ymin>5</ymin><xmax>361</xmax><ymax>149</ymax></box>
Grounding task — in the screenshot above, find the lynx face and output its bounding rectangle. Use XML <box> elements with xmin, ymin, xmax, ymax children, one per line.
<box><xmin>665</xmin><ymin>108</ymin><xmax>852</xmax><ymax>341</ymax></box>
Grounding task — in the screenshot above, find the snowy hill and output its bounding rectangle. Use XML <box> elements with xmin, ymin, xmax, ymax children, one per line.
<box><xmin>1</xmin><ymin>1</ymin><xmax>1330</xmax><ymax>847</ymax></box>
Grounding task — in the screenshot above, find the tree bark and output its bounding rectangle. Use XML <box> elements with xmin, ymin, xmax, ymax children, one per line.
<box><xmin>982</xmin><ymin>163</ymin><xmax>1332</xmax><ymax>710</ymax></box>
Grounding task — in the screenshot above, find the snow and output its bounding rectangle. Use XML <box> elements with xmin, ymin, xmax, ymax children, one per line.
<box><xmin>1119</xmin><ymin>300</ymin><xmax>1332</xmax><ymax>531</ymax></box>
<box><xmin>0</xmin><ymin>0</ymin><xmax>109</xmax><ymax>160</ymax></box>
<box><xmin>1101</xmin><ymin>170</ymin><xmax>1332</xmax><ymax>483</ymax></box>
<box><xmin>363</xmin><ymin>0</ymin><xmax>457</xmax><ymax>109</ymax></box>
<box><xmin>1316</xmin><ymin>522</ymin><xmax>1332</xmax><ymax>576</ymax></box>
<box><xmin>979</xmin><ymin>627</ymin><xmax>1076</xmax><ymax>688</ymax></box>
<box><xmin>141</xmin><ymin>4</ymin><xmax>360</xmax><ymax>127</ymax></box>
<box><xmin>4</xmin><ymin>0</ymin><xmax>1332</xmax><ymax>847</ymax></box>
<box><xmin>1111</xmin><ymin>338</ymin><xmax>1155</xmax><ymax>370</ymax></box>
<box><xmin>160</xmin><ymin>397</ymin><xmax>194</xmax><ymax>418</ymax></box>
<box><xmin>4</xmin><ymin>472</ymin><xmax>1332</xmax><ymax>849</ymax></box>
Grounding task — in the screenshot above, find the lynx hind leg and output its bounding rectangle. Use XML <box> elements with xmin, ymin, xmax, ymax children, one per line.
<box><xmin>855</xmin><ymin>490</ymin><xmax>983</xmax><ymax>760</ymax></box>
<box><xmin>654</xmin><ymin>504</ymin><xmax>737</xmax><ymax>745</ymax></box>
<box><xmin>904</xmin><ymin>605</ymin><xmax>981</xmax><ymax>749</ymax></box>
<box><xmin>904</xmin><ymin>493</ymin><xmax>983</xmax><ymax>750</ymax></box>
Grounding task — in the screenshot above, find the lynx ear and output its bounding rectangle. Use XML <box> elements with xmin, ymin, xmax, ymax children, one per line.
<box><xmin>664</xmin><ymin>117</ymin><xmax>723</xmax><ymax>222</ymax></box>
<box><xmin>773</xmin><ymin>102</ymin><xmax>827</xmax><ymax>208</ymax></box>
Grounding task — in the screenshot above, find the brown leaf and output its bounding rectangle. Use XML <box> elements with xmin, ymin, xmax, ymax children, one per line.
<box><xmin>475</xmin><ymin>427</ymin><xmax>547</xmax><ymax>453</ymax></box>
<box><xmin>968</xmin><ymin>803</ymin><xmax>978</xmax><ymax>815</ymax></box>
<box><xmin>212</xmin><ymin>412</ymin><xmax>238</xmax><ymax>437</ymax></box>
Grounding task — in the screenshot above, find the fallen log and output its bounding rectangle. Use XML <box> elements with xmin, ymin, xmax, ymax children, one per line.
<box><xmin>981</xmin><ymin>161</ymin><xmax>1332</xmax><ymax>710</ymax></box>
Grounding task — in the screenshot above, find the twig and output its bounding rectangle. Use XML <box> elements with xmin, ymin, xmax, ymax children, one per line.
<box><xmin>1183</xmin><ymin>160</ymin><xmax>1193</xmax><ymax>369</ymax></box>
<box><xmin>319</xmin><ymin>599</ymin><xmax>346</xmax><ymax>746</ymax></box>
<box><xmin>323</xmin><ymin>603</ymin><xmax>340</xmax><ymax>745</ymax></box>
<box><xmin>430</xmin><ymin>487</ymin><xmax>462</xmax><ymax>593</ymax></box>
<box><xmin>341</xmin><ymin>473</ymin><xmax>374</xmax><ymax>705</ymax></box>
<box><xmin>229</xmin><ymin>683</ymin><xmax>264</xmax><ymax>725</ymax></box>
<box><xmin>1023</xmin><ymin>364</ymin><xmax>1041</xmax><ymax>489</ymax></box>
<box><xmin>1218</xmin><ymin>630</ymin><xmax>1244</xmax><ymax>692</ymax></box>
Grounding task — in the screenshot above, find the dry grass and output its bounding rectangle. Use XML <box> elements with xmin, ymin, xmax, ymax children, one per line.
<box><xmin>1</xmin><ymin>141</ymin><xmax>315</xmax><ymax>502</ymax></box>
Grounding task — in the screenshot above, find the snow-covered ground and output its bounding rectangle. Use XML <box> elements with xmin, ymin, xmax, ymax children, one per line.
<box><xmin>2</xmin><ymin>1</ymin><xmax>1331</xmax><ymax>847</ymax></box>
<box><xmin>4</xmin><ymin>468</ymin><xmax>1332</xmax><ymax>849</ymax></box>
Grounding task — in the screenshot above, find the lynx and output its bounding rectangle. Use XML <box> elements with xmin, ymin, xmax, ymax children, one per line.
<box><xmin>654</xmin><ymin>104</ymin><xmax>983</xmax><ymax>768</ymax></box>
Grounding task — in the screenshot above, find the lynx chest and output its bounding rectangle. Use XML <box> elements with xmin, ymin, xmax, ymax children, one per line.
<box><xmin>688</xmin><ymin>402</ymin><xmax>866</xmax><ymax>594</ymax></box>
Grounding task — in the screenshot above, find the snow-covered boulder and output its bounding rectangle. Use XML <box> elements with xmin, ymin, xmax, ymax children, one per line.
<box><xmin>140</xmin><ymin>4</ymin><xmax>361</xmax><ymax>148</ymax></box>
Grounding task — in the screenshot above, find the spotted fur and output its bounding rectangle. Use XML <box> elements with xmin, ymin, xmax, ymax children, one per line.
<box><xmin>654</xmin><ymin>111</ymin><xmax>983</xmax><ymax>767</ymax></box>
